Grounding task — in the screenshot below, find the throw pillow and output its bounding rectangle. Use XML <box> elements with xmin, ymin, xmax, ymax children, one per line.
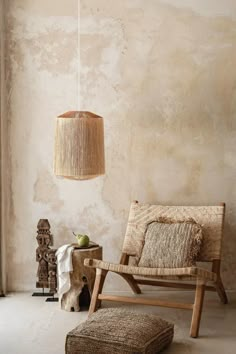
<box><xmin>138</xmin><ymin>218</ymin><xmax>202</xmax><ymax>268</ymax></box>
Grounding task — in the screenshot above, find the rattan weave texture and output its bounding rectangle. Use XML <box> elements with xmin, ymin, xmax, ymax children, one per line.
<box><xmin>84</xmin><ymin>258</ymin><xmax>217</xmax><ymax>281</ymax></box>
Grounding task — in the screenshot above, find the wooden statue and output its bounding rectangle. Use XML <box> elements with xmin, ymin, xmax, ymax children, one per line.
<box><xmin>35</xmin><ymin>219</ymin><xmax>53</xmax><ymax>290</ymax></box>
<box><xmin>47</xmin><ymin>249</ymin><xmax>57</xmax><ymax>294</ymax></box>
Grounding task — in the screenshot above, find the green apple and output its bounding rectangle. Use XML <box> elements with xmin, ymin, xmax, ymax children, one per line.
<box><xmin>77</xmin><ymin>234</ymin><xmax>90</xmax><ymax>247</ymax></box>
<box><xmin>75</xmin><ymin>233</ymin><xmax>84</xmax><ymax>239</ymax></box>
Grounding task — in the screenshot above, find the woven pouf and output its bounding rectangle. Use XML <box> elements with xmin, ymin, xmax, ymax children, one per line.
<box><xmin>66</xmin><ymin>308</ymin><xmax>174</xmax><ymax>354</ymax></box>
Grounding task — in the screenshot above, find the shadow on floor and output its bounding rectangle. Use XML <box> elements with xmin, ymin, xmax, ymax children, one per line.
<box><xmin>165</xmin><ymin>341</ymin><xmax>194</xmax><ymax>354</ymax></box>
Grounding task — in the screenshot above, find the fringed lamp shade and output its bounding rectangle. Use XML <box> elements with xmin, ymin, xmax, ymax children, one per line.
<box><xmin>54</xmin><ymin>111</ymin><xmax>105</xmax><ymax>180</ymax></box>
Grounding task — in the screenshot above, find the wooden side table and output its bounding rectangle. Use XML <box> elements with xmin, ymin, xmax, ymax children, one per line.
<box><xmin>61</xmin><ymin>246</ymin><xmax>102</xmax><ymax>312</ymax></box>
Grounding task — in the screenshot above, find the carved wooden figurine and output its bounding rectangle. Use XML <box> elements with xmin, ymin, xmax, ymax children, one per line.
<box><xmin>47</xmin><ymin>249</ymin><xmax>57</xmax><ymax>294</ymax></box>
<box><xmin>36</xmin><ymin>219</ymin><xmax>53</xmax><ymax>290</ymax></box>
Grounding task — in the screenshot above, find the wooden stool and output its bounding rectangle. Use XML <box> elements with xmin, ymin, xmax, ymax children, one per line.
<box><xmin>61</xmin><ymin>246</ymin><xmax>102</xmax><ymax>312</ymax></box>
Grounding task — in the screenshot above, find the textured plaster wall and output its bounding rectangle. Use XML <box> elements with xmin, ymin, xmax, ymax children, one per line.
<box><xmin>5</xmin><ymin>0</ymin><xmax>236</xmax><ymax>291</ymax></box>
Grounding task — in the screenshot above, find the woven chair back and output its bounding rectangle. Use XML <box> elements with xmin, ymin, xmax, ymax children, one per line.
<box><xmin>122</xmin><ymin>202</ymin><xmax>225</xmax><ymax>262</ymax></box>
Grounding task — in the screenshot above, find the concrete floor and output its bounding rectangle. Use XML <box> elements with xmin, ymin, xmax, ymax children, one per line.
<box><xmin>0</xmin><ymin>291</ymin><xmax>236</xmax><ymax>354</ymax></box>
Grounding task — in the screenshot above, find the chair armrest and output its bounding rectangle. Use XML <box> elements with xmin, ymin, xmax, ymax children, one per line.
<box><xmin>84</xmin><ymin>258</ymin><xmax>216</xmax><ymax>282</ymax></box>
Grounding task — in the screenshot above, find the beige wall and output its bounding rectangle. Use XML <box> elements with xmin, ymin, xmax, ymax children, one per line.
<box><xmin>4</xmin><ymin>0</ymin><xmax>236</xmax><ymax>291</ymax></box>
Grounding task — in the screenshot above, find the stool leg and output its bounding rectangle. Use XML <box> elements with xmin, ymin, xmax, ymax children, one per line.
<box><xmin>89</xmin><ymin>268</ymin><xmax>107</xmax><ymax>316</ymax></box>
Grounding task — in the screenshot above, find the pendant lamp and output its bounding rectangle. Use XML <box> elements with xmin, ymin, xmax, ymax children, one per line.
<box><xmin>54</xmin><ymin>111</ymin><xmax>105</xmax><ymax>180</ymax></box>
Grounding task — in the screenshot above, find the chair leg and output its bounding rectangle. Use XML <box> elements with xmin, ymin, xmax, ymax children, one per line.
<box><xmin>119</xmin><ymin>253</ymin><xmax>142</xmax><ymax>294</ymax></box>
<box><xmin>190</xmin><ymin>281</ymin><xmax>205</xmax><ymax>338</ymax></box>
<box><xmin>120</xmin><ymin>274</ymin><xmax>142</xmax><ymax>294</ymax></box>
<box><xmin>88</xmin><ymin>268</ymin><xmax>107</xmax><ymax>316</ymax></box>
<box><xmin>211</xmin><ymin>260</ymin><xmax>228</xmax><ymax>304</ymax></box>
<box><xmin>215</xmin><ymin>277</ymin><xmax>228</xmax><ymax>304</ymax></box>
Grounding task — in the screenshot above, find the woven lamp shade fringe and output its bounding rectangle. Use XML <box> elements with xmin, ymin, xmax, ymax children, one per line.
<box><xmin>54</xmin><ymin>111</ymin><xmax>105</xmax><ymax>180</ymax></box>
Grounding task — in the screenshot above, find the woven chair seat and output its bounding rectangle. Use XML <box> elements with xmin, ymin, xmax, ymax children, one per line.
<box><xmin>84</xmin><ymin>258</ymin><xmax>217</xmax><ymax>282</ymax></box>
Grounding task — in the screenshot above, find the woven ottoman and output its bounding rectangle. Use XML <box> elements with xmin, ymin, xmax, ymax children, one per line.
<box><xmin>66</xmin><ymin>308</ymin><xmax>174</xmax><ymax>354</ymax></box>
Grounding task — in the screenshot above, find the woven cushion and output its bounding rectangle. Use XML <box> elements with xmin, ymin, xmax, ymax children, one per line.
<box><xmin>138</xmin><ymin>219</ymin><xmax>202</xmax><ymax>268</ymax></box>
<box><xmin>66</xmin><ymin>308</ymin><xmax>174</xmax><ymax>354</ymax></box>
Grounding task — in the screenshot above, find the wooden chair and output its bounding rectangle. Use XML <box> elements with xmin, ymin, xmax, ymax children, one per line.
<box><xmin>84</xmin><ymin>201</ymin><xmax>228</xmax><ymax>338</ymax></box>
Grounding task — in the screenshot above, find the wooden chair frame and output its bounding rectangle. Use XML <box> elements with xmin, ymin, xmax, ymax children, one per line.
<box><xmin>86</xmin><ymin>202</ymin><xmax>228</xmax><ymax>338</ymax></box>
